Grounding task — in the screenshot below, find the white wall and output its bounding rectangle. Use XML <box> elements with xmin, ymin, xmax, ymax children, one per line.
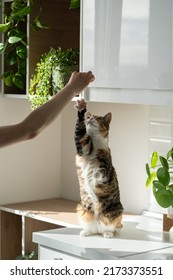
<box><xmin>0</xmin><ymin>96</ymin><xmax>61</xmax><ymax>204</ymax></box>
<box><xmin>0</xmin><ymin>94</ymin><xmax>151</xmax><ymax>214</ymax></box>
<box><xmin>60</xmin><ymin>101</ymin><xmax>150</xmax><ymax>214</ymax></box>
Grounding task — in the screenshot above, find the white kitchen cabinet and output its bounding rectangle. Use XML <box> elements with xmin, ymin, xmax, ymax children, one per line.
<box><xmin>33</xmin><ymin>215</ymin><xmax>173</xmax><ymax>260</ymax></box>
<box><xmin>38</xmin><ymin>245</ymin><xmax>84</xmax><ymax>260</ymax></box>
<box><xmin>80</xmin><ymin>0</ymin><xmax>173</xmax><ymax>105</ymax></box>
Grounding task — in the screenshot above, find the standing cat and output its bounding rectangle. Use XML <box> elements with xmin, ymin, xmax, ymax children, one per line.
<box><xmin>74</xmin><ymin>99</ymin><xmax>123</xmax><ymax>238</ymax></box>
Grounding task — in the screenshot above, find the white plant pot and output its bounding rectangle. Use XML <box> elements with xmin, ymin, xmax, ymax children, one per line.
<box><xmin>167</xmin><ymin>207</ymin><xmax>173</xmax><ymax>219</ymax></box>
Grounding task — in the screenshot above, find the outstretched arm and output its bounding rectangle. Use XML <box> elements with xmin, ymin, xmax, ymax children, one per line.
<box><xmin>0</xmin><ymin>71</ymin><xmax>95</xmax><ymax>148</ymax></box>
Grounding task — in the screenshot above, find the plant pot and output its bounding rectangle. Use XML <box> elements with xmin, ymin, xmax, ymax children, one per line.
<box><xmin>167</xmin><ymin>206</ymin><xmax>173</xmax><ymax>219</ymax></box>
<box><xmin>52</xmin><ymin>65</ymin><xmax>78</xmax><ymax>94</ymax></box>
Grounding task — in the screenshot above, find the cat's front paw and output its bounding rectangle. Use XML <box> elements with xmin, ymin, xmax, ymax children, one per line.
<box><xmin>80</xmin><ymin>229</ymin><xmax>91</xmax><ymax>237</ymax></box>
<box><xmin>103</xmin><ymin>232</ymin><xmax>114</xmax><ymax>238</ymax></box>
<box><xmin>74</xmin><ymin>99</ymin><xmax>87</xmax><ymax>112</ymax></box>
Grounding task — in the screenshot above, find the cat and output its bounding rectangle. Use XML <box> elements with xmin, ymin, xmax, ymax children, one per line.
<box><xmin>74</xmin><ymin>99</ymin><xmax>123</xmax><ymax>238</ymax></box>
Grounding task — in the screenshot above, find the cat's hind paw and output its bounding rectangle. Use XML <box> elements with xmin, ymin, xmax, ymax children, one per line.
<box><xmin>74</xmin><ymin>99</ymin><xmax>87</xmax><ymax>112</ymax></box>
<box><xmin>80</xmin><ymin>230</ymin><xmax>91</xmax><ymax>237</ymax></box>
<box><xmin>103</xmin><ymin>232</ymin><xmax>114</xmax><ymax>238</ymax></box>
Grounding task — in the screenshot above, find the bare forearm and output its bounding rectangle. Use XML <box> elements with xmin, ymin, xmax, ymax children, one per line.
<box><xmin>23</xmin><ymin>84</ymin><xmax>76</xmax><ymax>135</ymax></box>
<box><xmin>23</xmin><ymin>71</ymin><xmax>94</xmax><ymax>136</ymax></box>
<box><xmin>0</xmin><ymin>71</ymin><xmax>95</xmax><ymax>148</ymax></box>
<box><xmin>0</xmin><ymin>87</ymin><xmax>75</xmax><ymax>148</ymax></box>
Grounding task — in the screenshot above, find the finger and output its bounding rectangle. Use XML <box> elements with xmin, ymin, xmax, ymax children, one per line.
<box><xmin>87</xmin><ymin>71</ymin><xmax>95</xmax><ymax>82</ymax></box>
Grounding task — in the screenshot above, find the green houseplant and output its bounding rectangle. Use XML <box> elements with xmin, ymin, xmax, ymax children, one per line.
<box><xmin>0</xmin><ymin>0</ymin><xmax>48</xmax><ymax>90</ymax></box>
<box><xmin>0</xmin><ymin>0</ymin><xmax>79</xmax><ymax>91</ymax></box>
<box><xmin>146</xmin><ymin>148</ymin><xmax>173</xmax><ymax>210</ymax></box>
<box><xmin>28</xmin><ymin>47</ymin><xmax>79</xmax><ymax>109</ymax></box>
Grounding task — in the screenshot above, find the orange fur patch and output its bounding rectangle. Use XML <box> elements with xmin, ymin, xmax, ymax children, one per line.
<box><xmin>76</xmin><ymin>204</ymin><xmax>95</xmax><ymax>223</ymax></box>
<box><xmin>101</xmin><ymin>213</ymin><xmax>123</xmax><ymax>228</ymax></box>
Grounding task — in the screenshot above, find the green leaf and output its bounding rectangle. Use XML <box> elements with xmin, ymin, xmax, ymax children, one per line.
<box><xmin>157</xmin><ymin>167</ymin><xmax>170</xmax><ymax>186</ymax></box>
<box><xmin>4</xmin><ymin>73</ymin><xmax>13</xmax><ymax>87</ymax></box>
<box><xmin>13</xmin><ymin>73</ymin><xmax>25</xmax><ymax>89</ymax></box>
<box><xmin>69</xmin><ymin>0</ymin><xmax>80</xmax><ymax>9</ymax></box>
<box><xmin>145</xmin><ymin>163</ymin><xmax>150</xmax><ymax>177</ymax></box>
<box><xmin>0</xmin><ymin>42</ymin><xmax>8</xmax><ymax>54</ymax></box>
<box><xmin>167</xmin><ymin>148</ymin><xmax>173</xmax><ymax>160</ymax></box>
<box><xmin>6</xmin><ymin>51</ymin><xmax>17</xmax><ymax>66</ymax></box>
<box><xmin>8</xmin><ymin>29</ymin><xmax>26</xmax><ymax>40</ymax></box>
<box><xmin>154</xmin><ymin>189</ymin><xmax>173</xmax><ymax>208</ymax></box>
<box><xmin>31</xmin><ymin>18</ymin><xmax>48</xmax><ymax>31</ymax></box>
<box><xmin>8</xmin><ymin>36</ymin><xmax>22</xmax><ymax>44</ymax></box>
<box><xmin>10</xmin><ymin>6</ymin><xmax>32</xmax><ymax>21</ymax></box>
<box><xmin>0</xmin><ymin>22</ymin><xmax>11</xmax><ymax>33</ymax></box>
<box><xmin>152</xmin><ymin>185</ymin><xmax>157</xmax><ymax>196</ymax></box>
<box><xmin>18</xmin><ymin>60</ymin><xmax>26</xmax><ymax>75</ymax></box>
<box><xmin>159</xmin><ymin>156</ymin><xmax>169</xmax><ymax>170</ymax></box>
<box><xmin>151</xmin><ymin>151</ymin><xmax>158</xmax><ymax>168</ymax></box>
<box><xmin>16</xmin><ymin>45</ymin><xmax>26</xmax><ymax>59</ymax></box>
<box><xmin>146</xmin><ymin>172</ymin><xmax>156</xmax><ymax>188</ymax></box>
<box><xmin>167</xmin><ymin>184</ymin><xmax>173</xmax><ymax>193</ymax></box>
<box><xmin>153</xmin><ymin>180</ymin><xmax>165</xmax><ymax>190</ymax></box>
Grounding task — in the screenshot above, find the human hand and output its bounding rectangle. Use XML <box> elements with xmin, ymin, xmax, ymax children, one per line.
<box><xmin>67</xmin><ymin>71</ymin><xmax>95</xmax><ymax>94</ymax></box>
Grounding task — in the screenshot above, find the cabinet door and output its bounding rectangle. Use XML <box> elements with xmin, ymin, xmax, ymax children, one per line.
<box><xmin>81</xmin><ymin>0</ymin><xmax>173</xmax><ymax>91</ymax></box>
<box><xmin>39</xmin><ymin>245</ymin><xmax>84</xmax><ymax>260</ymax></box>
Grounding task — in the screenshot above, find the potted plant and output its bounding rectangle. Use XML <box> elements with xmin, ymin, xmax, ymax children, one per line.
<box><xmin>0</xmin><ymin>0</ymin><xmax>48</xmax><ymax>90</ymax></box>
<box><xmin>28</xmin><ymin>47</ymin><xmax>79</xmax><ymax>109</ymax></box>
<box><xmin>146</xmin><ymin>147</ymin><xmax>173</xmax><ymax>217</ymax></box>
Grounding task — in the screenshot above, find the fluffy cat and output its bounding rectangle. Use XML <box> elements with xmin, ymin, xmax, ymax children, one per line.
<box><xmin>74</xmin><ymin>99</ymin><xmax>123</xmax><ymax>238</ymax></box>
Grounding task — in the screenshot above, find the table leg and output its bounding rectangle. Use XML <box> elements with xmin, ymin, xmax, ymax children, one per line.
<box><xmin>24</xmin><ymin>217</ymin><xmax>60</xmax><ymax>258</ymax></box>
<box><xmin>0</xmin><ymin>211</ymin><xmax>22</xmax><ymax>260</ymax></box>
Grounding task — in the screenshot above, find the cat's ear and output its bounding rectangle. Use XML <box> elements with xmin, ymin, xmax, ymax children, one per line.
<box><xmin>86</xmin><ymin>112</ymin><xmax>92</xmax><ymax>118</ymax></box>
<box><xmin>104</xmin><ymin>112</ymin><xmax>112</xmax><ymax>124</ymax></box>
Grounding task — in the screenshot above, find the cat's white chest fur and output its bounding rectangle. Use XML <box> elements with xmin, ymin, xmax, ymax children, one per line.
<box><xmin>92</xmin><ymin>134</ymin><xmax>108</xmax><ymax>150</ymax></box>
<box><xmin>82</xmin><ymin>161</ymin><xmax>97</xmax><ymax>199</ymax></box>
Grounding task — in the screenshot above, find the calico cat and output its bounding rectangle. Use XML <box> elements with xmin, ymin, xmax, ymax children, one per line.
<box><xmin>74</xmin><ymin>99</ymin><xmax>123</xmax><ymax>238</ymax></box>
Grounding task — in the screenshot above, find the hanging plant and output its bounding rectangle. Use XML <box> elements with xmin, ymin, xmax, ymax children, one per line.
<box><xmin>146</xmin><ymin>148</ymin><xmax>173</xmax><ymax>208</ymax></box>
<box><xmin>0</xmin><ymin>0</ymin><xmax>48</xmax><ymax>90</ymax></box>
<box><xmin>28</xmin><ymin>47</ymin><xmax>79</xmax><ymax>109</ymax></box>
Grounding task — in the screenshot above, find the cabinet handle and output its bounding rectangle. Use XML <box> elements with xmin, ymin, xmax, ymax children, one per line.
<box><xmin>54</xmin><ymin>257</ymin><xmax>63</xmax><ymax>260</ymax></box>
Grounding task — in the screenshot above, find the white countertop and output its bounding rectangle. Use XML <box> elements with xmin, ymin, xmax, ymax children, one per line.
<box><xmin>33</xmin><ymin>214</ymin><xmax>173</xmax><ymax>260</ymax></box>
